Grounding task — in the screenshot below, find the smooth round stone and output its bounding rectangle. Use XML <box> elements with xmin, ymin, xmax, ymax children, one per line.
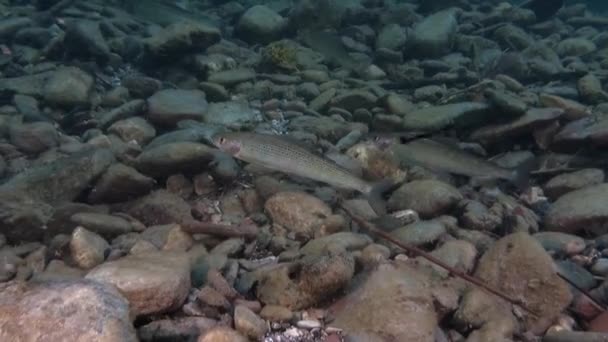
<box><xmin>591</xmin><ymin>258</ymin><xmax>608</xmax><ymax>276</ymax></box>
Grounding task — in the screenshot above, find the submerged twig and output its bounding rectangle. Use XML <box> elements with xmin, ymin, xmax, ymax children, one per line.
<box><xmin>180</xmin><ymin>219</ymin><xmax>258</xmax><ymax>239</ymax></box>
<box><xmin>339</xmin><ymin>203</ymin><xmax>539</xmax><ymax>317</ymax></box>
<box><xmin>556</xmin><ymin>272</ymin><xmax>607</xmax><ymax>313</ymax></box>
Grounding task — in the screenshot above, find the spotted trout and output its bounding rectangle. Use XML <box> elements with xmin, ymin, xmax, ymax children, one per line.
<box><xmin>212</xmin><ymin>132</ymin><xmax>394</xmax><ymax>214</ymax></box>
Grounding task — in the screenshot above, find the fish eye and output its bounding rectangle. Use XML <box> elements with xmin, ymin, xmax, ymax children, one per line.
<box><xmin>219</xmin><ymin>137</ymin><xmax>225</xmax><ymax>144</ymax></box>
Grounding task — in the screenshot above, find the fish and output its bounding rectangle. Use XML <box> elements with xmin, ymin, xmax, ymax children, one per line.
<box><xmin>212</xmin><ymin>132</ymin><xmax>395</xmax><ymax>215</ymax></box>
<box><xmin>388</xmin><ymin>138</ymin><xmax>533</xmax><ymax>189</ymax></box>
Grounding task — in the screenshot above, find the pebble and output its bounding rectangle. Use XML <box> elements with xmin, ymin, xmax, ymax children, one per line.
<box><xmin>234</xmin><ymin>304</ymin><xmax>268</xmax><ymax>340</ymax></box>
<box><xmin>70</xmin><ymin>226</ymin><xmax>109</xmax><ymax>269</ymax></box>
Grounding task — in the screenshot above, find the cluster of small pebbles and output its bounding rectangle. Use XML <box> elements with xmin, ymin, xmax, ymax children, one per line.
<box><xmin>2</xmin><ymin>0</ymin><xmax>608</xmax><ymax>341</ymax></box>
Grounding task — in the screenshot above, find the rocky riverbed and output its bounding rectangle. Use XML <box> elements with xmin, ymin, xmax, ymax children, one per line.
<box><xmin>1</xmin><ymin>0</ymin><xmax>608</xmax><ymax>341</ymax></box>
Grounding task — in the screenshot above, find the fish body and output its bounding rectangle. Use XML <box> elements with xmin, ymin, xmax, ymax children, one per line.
<box><xmin>212</xmin><ymin>132</ymin><xmax>393</xmax><ymax>213</ymax></box>
<box><xmin>390</xmin><ymin>138</ymin><xmax>530</xmax><ymax>187</ymax></box>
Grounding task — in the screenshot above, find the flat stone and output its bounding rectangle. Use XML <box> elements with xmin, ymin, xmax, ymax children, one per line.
<box><xmin>544</xmin><ymin>168</ymin><xmax>605</xmax><ymax>200</ymax></box>
<box><xmin>402</xmin><ymin>102</ymin><xmax>490</xmax><ymax>131</ymax></box>
<box><xmin>544</xmin><ymin>183</ymin><xmax>608</xmax><ymax>235</ymax></box>
<box><xmin>207</xmin><ymin>68</ymin><xmax>256</xmax><ymax>86</ymax></box>
<box><xmin>134</xmin><ymin>142</ymin><xmax>216</xmax><ymax>178</ymax></box>
<box><xmin>0</xmin><ymin>148</ymin><xmax>115</xmax><ymax>203</ymax></box>
<box><xmin>147</xmin><ymin>89</ymin><xmax>208</xmax><ymax>126</ymax></box>
<box><xmin>86</xmin><ymin>251</ymin><xmax>191</xmax><ymax>316</ymax></box>
<box><xmin>329</xmin><ymin>262</ymin><xmax>436</xmax><ymax>341</ymax></box>
<box><xmin>0</xmin><ymin>279</ymin><xmax>136</xmax><ymax>342</ymax></box>
<box><xmin>475</xmin><ymin>232</ymin><xmax>572</xmax><ymax>330</ymax></box>
<box><xmin>88</xmin><ymin>163</ymin><xmax>155</xmax><ymax>204</ymax></box>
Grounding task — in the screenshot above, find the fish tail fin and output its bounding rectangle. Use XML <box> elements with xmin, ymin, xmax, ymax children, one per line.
<box><xmin>510</xmin><ymin>158</ymin><xmax>537</xmax><ymax>190</ymax></box>
<box><xmin>365</xmin><ymin>179</ymin><xmax>398</xmax><ymax>216</ymax></box>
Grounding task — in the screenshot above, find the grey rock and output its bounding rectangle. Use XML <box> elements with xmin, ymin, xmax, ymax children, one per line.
<box><xmin>88</xmin><ymin>163</ymin><xmax>155</xmax><ymax>204</ymax></box>
<box><xmin>198</xmin><ymin>82</ymin><xmax>229</xmax><ymax>102</ymax></box>
<box><xmin>203</xmin><ymin>101</ymin><xmax>260</xmax><ymax>127</ymax></box>
<box><xmin>108</xmin><ymin>117</ymin><xmax>156</xmax><ymax>146</ymax></box>
<box><xmin>402</xmin><ymin>102</ymin><xmax>490</xmax><ymax>131</ymax></box>
<box><xmin>0</xmin><ymin>148</ymin><xmax>115</xmax><ymax>203</ymax></box>
<box><xmin>144</xmin><ymin>21</ymin><xmax>221</xmax><ymax>60</ymax></box>
<box><xmin>533</xmin><ymin>232</ymin><xmax>586</xmax><ymax>256</ymax></box>
<box><xmin>330</xmin><ymin>90</ymin><xmax>378</xmax><ymax>112</ymax></box>
<box><xmin>64</xmin><ymin>20</ymin><xmax>111</xmax><ymax>63</ymax></box>
<box><xmin>387</xmin><ymin>180</ymin><xmax>462</xmax><ymax>218</ymax></box>
<box><xmin>98</xmin><ymin>99</ymin><xmax>147</xmax><ymax>130</ymax></box>
<box><xmin>147</xmin><ymin>89</ymin><xmax>208</xmax><ymax>127</ymax></box>
<box><xmin>557</xmin><ymin>38</ymin><xmax>596</xmax><ymax>57</ymax></box>
<box><xmin>389</xmin><ymin>220</ymin><xmax>447</xmax><ymax>247</ymax></box>
<box><xmin>42</xmin><ymin>67</ymin><xmax>93</xmax><ymax>107</ymax></box>
<box><xmin>376</xmin><ymin>24</ymin><xmax>407</xmax><ymax>51</ymax></box>
<box><xmin>545</xmin><ymin>183</ymin><xmax>608</xmax><ymax>235</ymax></box>
<box><xmin>409</xmin><ymin>9</ymin><xmax>458</xmax><ymax>57</ymax></box>
<box><xmin>126</xmin><ymin>190</ymin><xmax>193</xmax><ymax>227</ymax></box>
<box><xmin>207</xmin><ymin>68</ymin><xmax>256</xmax><ymax>86</ymax></box>
<box><xmin>0</xmin><ymin>17</ymin><xmax>32</xmax><ymax>38</ymax></box>
<box><xmin>134</xmin><ymin>142</ymin><xmax>216</xmax><ymax>178</ymax></box>
<box><xmin>70</xmin><ymin>213</ymin><xmax>134</xmax><ymax>238</ymax></box>
<box><xmin>236</xmin><ymin>5</ymin><xmax>287</xmax><ymax>44</ymax></box>
<box><xmin>9</xmin><ymin>122</ymin><xmax>59</xmax><ymax>154</ymax></box>
<box><xmin>544</xmin><ymin>168</ymin><xmax>605</xmax><ymax>200</ymax></box>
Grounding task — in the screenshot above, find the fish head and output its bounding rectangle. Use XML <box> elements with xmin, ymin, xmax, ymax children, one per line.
<box><xmin>212</xmin><ymin>133</ymin><xmax>241</xmax><ymax>155</ymax></box>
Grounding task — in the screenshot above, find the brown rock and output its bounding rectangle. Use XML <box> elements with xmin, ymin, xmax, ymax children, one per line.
<box><xmin>260</xmin><ymin>305</ymin><xmax>293</xmax><ymax>321</ymax></box>
<box><xmin>453</xmin><ymin>288</ymin><xmax>518</xmax><ymax>342</ymax></box>
<box><xmin>474</xmin><ymin>232</ymin><xmax>572</xmax><ymax>331</ymax></box>
<box><xmin>86</xmin><ymin>251</ymin><xmax>191</xmax><ymax>316</ymax></box>
<box><xmin>256</xmin><ymin>248</ymin><xmax>355</xmax><ymax>310</ymax></box>
<box><xmin>234</xmin><ymin>304</ymin><xmax>268</xmax><ymax>340</ymax></box>
<box><xmin>207</xmin><ymin>269</ymin><xmax>239</xmax><ymax>300</ymax></box>
<box><xmin>264</xmin><ymin>191</ymin><xmax>333</xmax><ymax>239</ymax></box>
<box><xmin>69</xmin><ymin>226</ymin><xmax>109</xmax><ymax>269</ymax></box>
<box><xmin>329</xmin><ymin>261</ymin><xmax>437</xmax><ymax>341</ymax></box>
<box><xmin>0</xmin><ymin>279</ymin><xmax>136</xmax><ymax>341</ymax></box>
<box><xmin>198</xmin><ymin>326</ymin><xmax>247</xmax><ymax>342</ymax></box>
<box><xmin>197</xmin><ymin>286</ymin><xmax>230</xmax><ymax>309</ymax></box>
<box><xmin>127</xmin><ymin>190</ymin><xmax>193</xmax><ymax>226</ymax></box>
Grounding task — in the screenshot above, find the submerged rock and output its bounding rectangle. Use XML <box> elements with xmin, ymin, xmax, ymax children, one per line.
<box><xmin>475</xmin><ymin>232</ymin><xmax>572</xmax><ymax>331</ymax></box>
<box><xmin>0</xmin><ymin>279</ymin><xmax>136</xmax><ymax>341</ymax></box>
<box><xmin>0</xmin><ymin>148</ymin><xmax>115</xmax><ymax>204</ymax></box>
<box><xmin>545</xmin><ymin>183</ymin><xmax>608</xmax><ymax>235</ymax></box>
<box><xmin>329</xmin><ymin>261</ymin><xmax>437</xmax><ymax>341</ymax></box>
<box><xmin>86</xmin><ymin>251</ymin><xmax>191</xmax><ymax>316</ymax></box>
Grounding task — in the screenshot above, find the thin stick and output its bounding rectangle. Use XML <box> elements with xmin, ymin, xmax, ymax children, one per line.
<box><xmin>340</xmin><ymin>203</ymin><xmax>539</xmax><ymax>317</ymax></box>
<box><xmin>556</xmin><ymin>272</ymin><xmax>606</xmax><ymax>312</ymax></box>
<box><xmin>180</xmin><ymin>219</ymin><xmax>258</xmax><ymax>239</ymax></box>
